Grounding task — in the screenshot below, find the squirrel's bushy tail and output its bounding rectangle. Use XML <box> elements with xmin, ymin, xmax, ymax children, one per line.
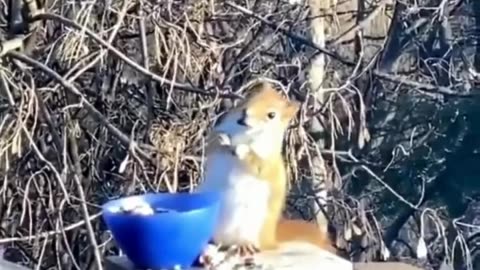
<box><xmin>276</xmin><ymin>219</ymin><xmax>338</xmax><ymax>254</ymax></box>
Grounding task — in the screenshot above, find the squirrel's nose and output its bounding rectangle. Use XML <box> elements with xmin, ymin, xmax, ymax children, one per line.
<box><xmin>237</xmin><ymin>109</ymin><xmax>248</xmax><ymax>126</ymax></box>
<box><xmin>237</xmin><ymin>117</ymin><xmax>247</xmax><ymax>126</ymax></box>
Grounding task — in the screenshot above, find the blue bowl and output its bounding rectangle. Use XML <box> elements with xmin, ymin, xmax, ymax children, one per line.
<box><xmin>101</xmin><ymin>192</ymin><xmax>221</xmax><ymax>269</ymax></box>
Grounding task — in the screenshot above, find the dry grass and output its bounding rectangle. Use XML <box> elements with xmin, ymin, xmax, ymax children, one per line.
<box><xmin>0</xmin><ymin>0</ymin><xmax>356</xmax><ymax>268</ymax></box>
<box><xmin>0</xmin><ymin>0</ymin><xmax>478</xmax><ymax>269</ymax></box>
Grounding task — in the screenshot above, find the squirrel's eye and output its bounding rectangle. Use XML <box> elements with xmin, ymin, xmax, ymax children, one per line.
<box><xmin>267</xmin><ymin>112</ymin><xmax>276</xmax><ymax>119</ymax></box>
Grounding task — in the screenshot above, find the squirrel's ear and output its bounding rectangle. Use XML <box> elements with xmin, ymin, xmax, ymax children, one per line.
<box><xmin>284</xmin><ymin>100</ymin><xmax>300</xmax><ymax>120</ymax></box>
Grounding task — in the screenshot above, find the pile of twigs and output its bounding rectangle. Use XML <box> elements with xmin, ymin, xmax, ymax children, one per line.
<box><xmin>0</xmin><ymin>0</ymin><xmax>356</xmax><ymax>268</ymax></box>
<box><xmin>0</xmin><ymin>0</ymin><xmax>478</xmax><ymax>269</ymax></box>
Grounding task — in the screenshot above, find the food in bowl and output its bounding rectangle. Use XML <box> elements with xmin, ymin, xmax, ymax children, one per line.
<box><xmin>102</xmin><ymin>192</ymin><xmax>221</xmax><ymax>269</ymax></box>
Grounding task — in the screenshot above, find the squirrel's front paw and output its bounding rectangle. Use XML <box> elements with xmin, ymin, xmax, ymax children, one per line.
<box><xmin>198</xmin><ymin>243</ymin><xmax>224</xmax><ymax>268</ymax></box>
<box><xmin>234</xmin><ymin>144</ymin><xmax>249</xmax><ymax>159</ymax></box>
<box><xmin>218</xmin><ymin>133</ymin><xmax>232</xmax><ymax>146</ymax></box>
<box><xmin>216</xmin><ymin>133</ymin><xmax>250</xmax><ymax>159</ymax></box>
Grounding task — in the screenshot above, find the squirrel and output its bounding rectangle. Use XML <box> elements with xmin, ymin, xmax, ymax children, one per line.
<box><xmin>195</xmin><ymin>82</ymin><xmax>337</xmax><ymax>265</ymax></box>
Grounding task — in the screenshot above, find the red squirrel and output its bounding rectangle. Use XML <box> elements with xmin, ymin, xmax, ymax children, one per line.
<box><xmin>195</xmin><ymin>82</ymin><xmax>337</xmax><ymax>263</ymax></box>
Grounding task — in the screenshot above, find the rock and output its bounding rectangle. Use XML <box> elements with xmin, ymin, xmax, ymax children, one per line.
<box><xmin>104</xmin><ymin>241</ymin><xmax>353</xmax><ymax>270</ymax></box>
<box><xmin>104</xmin><ymin>243</ymin><xmax>429</xmax><ymax>270</ymax></box>
<box><xmin>252</xmin><ymin>241</ymin><xmax>352</xmax><ymax>270</ymax></box>
<box><xmin>354</xmin><ymin>262</ymin><xmax>426</xmax><ymax>270</ymax></box>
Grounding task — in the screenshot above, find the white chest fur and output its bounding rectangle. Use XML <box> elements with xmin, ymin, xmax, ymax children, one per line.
<box><xmin>196</xmin><ymin>150</ymin><xmax>270</xmax><ymax>246</ymax></box>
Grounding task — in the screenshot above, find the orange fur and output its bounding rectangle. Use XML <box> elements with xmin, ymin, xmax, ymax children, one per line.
<box><xmin>236</xmin><ymin>83</ymin><xmax>300</xmax><ymax>129</ymax></box>
<box><xmin>233</xmin><ymin>83</ymin><xmax>295</xmax><ymax>251</ymax></box>
<box><xmin>213</xmin><ymin>82</ymin><xmax>336</xmax><ymax>254</ymax></box>
<box><xmin>275</xmin><ymin>219</ymin><xmax>337</xmax><ymax>253</ymax></box>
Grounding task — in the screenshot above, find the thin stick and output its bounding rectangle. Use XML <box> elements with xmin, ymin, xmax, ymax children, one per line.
<box><xmin>30</xmin><ymin>12</ymin><xmax>243</xmax><ymax>100</ymax></box>
<box><xmin>225</xmin><ymin>2</ymin><xmax>355</xmax><ymax>66</ymax></box>
<box><xmin>0</xmin><ymin>213</ymin><xmax>102</xmax><ymax>244</ymax></box>
<box><xmin>6</xmin><ymin>51</ymin><xmax>155</xmax><ymax>160</ymax></box>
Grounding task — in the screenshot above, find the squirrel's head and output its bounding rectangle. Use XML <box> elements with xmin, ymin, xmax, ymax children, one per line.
<box><xmin>213</xmin><ymin>82</ymin><xmax>300</xmax><ymax>158</ymax></box>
